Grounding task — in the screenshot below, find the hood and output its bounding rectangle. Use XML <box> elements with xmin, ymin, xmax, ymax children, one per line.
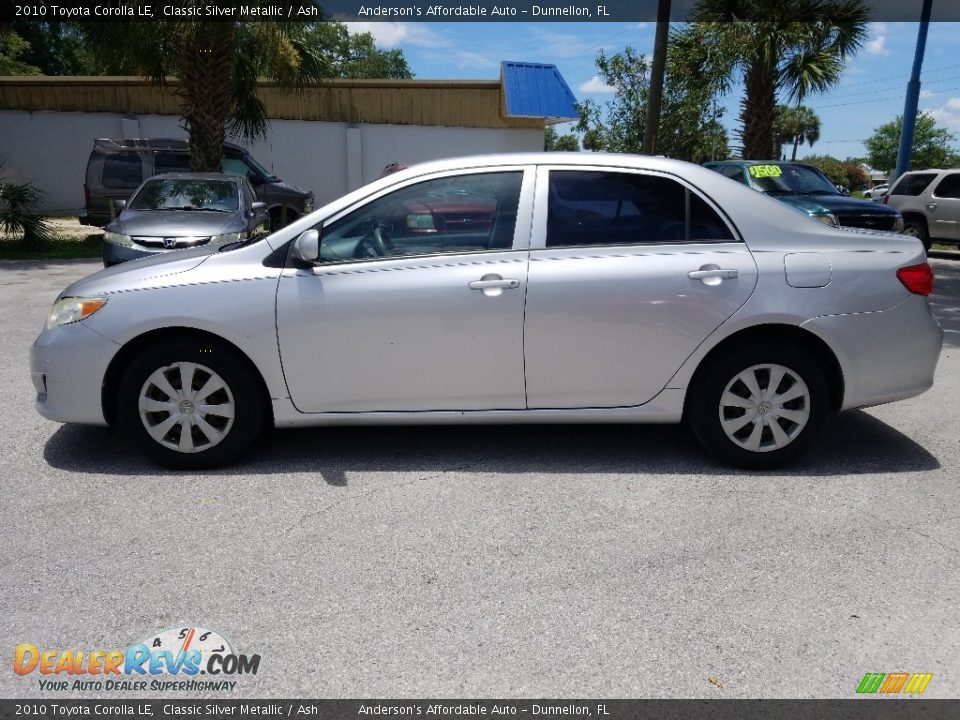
<box><xmin>265</xmin><ymin>179</ymin><xmax>309</xmax><ymax>198</ymax></box>
<box><xmin>775</xmin><ymin>193</ymin><xmax>900</xmax><ymax>216</ymax></box>
<box><xmin>111</xmin><ymin>210</ymin><xmax>239</xmax><ymax>237</ymax></box>
<box><xmin>59</xmin><ymin>245</ymin><xmax>220</xmax><ymax>299</ymax></box>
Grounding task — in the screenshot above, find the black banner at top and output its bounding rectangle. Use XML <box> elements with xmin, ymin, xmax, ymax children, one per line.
<box><xmin>2</xmin><ymin>0</ymin><xmax>960</xmax><ymax>23</ymax></box>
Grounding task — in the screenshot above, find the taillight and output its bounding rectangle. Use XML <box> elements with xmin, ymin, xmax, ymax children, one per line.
<box><xmin>882</xmin><ymin>195</ymin><xmax>889</xmax><ymax>204</ymax></box>
<box><xmin>897</xmin><ymin>263</ymin><xmax>934</xmax><ymax>296</ymax></box>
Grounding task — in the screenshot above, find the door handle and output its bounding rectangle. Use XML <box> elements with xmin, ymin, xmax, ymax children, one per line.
<box><xmin>927</xmin><ymin>202</ymin><xmax>938</xmax><ymax>210</ymax></box>
<box><xmin>468</xmin><ymin>278</ymin><xmax>520</xmax><ymax>290</ymax></box>
<box><xmin>688</xmin><ymin>268</ymin><xmax>739</xmax><ymax>280</ymax></box>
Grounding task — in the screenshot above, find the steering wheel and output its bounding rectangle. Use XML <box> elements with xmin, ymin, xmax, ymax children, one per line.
<box><xmin>362</xmin><ymin>220</ymin><xmax>392</xmax><ymax>257</ymax></box>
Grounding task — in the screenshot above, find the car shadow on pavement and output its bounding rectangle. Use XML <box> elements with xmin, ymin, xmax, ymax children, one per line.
<box><xmin>43</xmin><ymin>408</ymin><xmax>938</xmax><ymax>480</ymax></box>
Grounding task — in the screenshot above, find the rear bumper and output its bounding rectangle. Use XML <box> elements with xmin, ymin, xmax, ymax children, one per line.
<box><xmin>31</xmin><ymin>322</ymin><xmax>119</xmax><ymax>425</ymax></box>
<box><xmin>802</xmin><ymin>294</ymin><xmax>943</xmax><ymax>411</ymax></box>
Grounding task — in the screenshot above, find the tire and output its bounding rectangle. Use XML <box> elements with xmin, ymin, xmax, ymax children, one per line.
<box><xmin>687</xmin><ymin>344</ymin><xmax>829</xmax><ymax>470</ymax></box>
<box><xmin>902</xmin><ymin>219</ymin><xmax>931</xmax><ymax>251</ymax></box>
<box><xmin>117</xmin><ymin>339</ymin><xmax>264</xmax><ymax>469</ymax></box>
<box><xmin>269</xmin><ymin>206</ymin><xmax>300</xmax><ymax>232</ymax></box>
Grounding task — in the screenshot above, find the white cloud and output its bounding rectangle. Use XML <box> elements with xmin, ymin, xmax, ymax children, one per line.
<box><xmin>928</xmin><ymin>97</ymin><xmax>960</xmax><ymax>132</ymax></box>
<box><xmin>343</xmin><ymin>22</ymin><xmax>450</xmax><ymax>49</ymax></box>
<box><xmin>920</xmin><ymin>89</ymin><xmax>937</xmax><ymax>98</ymax></box>
<box><xmin>866</xmin><ymin>35</ymin><xmax>889</xmax><ymax>56</ymax></box>
<box><xmin>579</xmin><ymin>76</ymin><xmax>617</xmax><ymax>94</ymax></box>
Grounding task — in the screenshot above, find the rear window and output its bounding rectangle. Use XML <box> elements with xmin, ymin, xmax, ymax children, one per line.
<box><xmin>102</xmin><ymin>154</ymin><xmax>142</xmax><ymax>189</ymax></box>
<box><xmin>932</xmin><ymin>173</ymin><xmax>960</xmax><ymax>199</ymax></box>
<box><xmin>891</xmin><ymin>173</ymin><xmax>937</xmax><ymax>196</ymax></box>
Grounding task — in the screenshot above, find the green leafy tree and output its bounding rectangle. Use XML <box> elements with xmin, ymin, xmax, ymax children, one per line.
<box><xmin>544</xmin><ymin>126</ymin><xmax>580</xmax><ymax>151</ymax></box>
<box><xmin>864</xmin><ymin>113</ymin><xmax>960</xmax><ymax>172</ymax></box>
<box><xmin>7</xmin><ymin>22</ymin><xmax>103</xmax><ymax>75</ymax></box>
<box><xmin>775</xmin><ymin>105</ymin><xmax>821</xmax><ymax>160</ymax></box>
<box><xmin>0</xmin><ymin>28</ymin><xmax>41</xmax><ymax>75</ymax></box>
<box><xmin>294</xmin><ymin>24</ymin><xmax>412</xmax><ymax>79</ymax></box>
<box><xmin>800</xmin><ymin>154</ymin><xmax>846</xmax><ymax>186</ymax></box>
<box><xmin>690</xmin><ymin>0</ymin><xmax>868</xmax><ymax>159</ymax></box>
<box><xmin>81</xmin><ymin>7</ymin><xmax>330</xmax><ymax>171</ymax></box>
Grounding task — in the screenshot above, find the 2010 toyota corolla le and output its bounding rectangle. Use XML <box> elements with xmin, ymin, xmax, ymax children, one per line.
<box><xmin>30</xmin><ymin>153</ymin><xmax>943</xmax><ymax>470</ymax></box>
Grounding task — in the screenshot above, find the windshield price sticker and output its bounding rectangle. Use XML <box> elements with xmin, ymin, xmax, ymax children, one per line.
<box><xmin>749</xmin><ymin>165</ymin><xmax>783</xmax><ymax>178</ymax></box>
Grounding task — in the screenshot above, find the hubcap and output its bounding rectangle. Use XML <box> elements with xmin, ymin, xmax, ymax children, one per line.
<box><xmin>138</xmin><ymin>362</ymin><xmax>235</xmax><ymax>454</ymax></box>
<box><xmin>718</xmin><ymin>363</ymin><xmax>811</xmax><ymax>453</ymax></box>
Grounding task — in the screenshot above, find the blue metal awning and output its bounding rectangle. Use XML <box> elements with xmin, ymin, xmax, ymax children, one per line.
<box><xmin>501</xmin><ymin>62</ymin><xmax>579</xmax><ymax>124</ymax></box>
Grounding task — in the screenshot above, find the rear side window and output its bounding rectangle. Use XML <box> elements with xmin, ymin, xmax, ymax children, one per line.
<box><xmin>102</xmin><ymin>154</ymin><xmax>142</xmax><ymax>189</ymax></box>
<box><xmin>154</xmin><ymin>153</ymin><xmax>192</xmax><ymax>174</ymax></box>
<box><xmin>933</xmin><ymin>173</ymin><xmax>960</xmax><ymax>199</ymax></box>
<box><xmin>547</xmin><ymin>171</ymin><xmax>734</xmax><ymax>247</ymax></box>
<box><xmin>891</xmin><ymin>173</ymin><xmax>937</xmax><ymax>196</ymax></box>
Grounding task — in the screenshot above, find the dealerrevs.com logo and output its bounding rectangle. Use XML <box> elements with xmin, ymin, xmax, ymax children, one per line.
<box><xmin>14</xmin><ymin>626</ymin><xmax>260</xmax><ymax>692</ymax></box>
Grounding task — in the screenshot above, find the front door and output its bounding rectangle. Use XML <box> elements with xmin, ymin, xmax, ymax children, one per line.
<box><xmin>276</xmin><ymin>168</ymin><xmax>533</xmax><ymax>413</ymax></box>
<box><xmin>930</xmin><ymin>172</ymin><xmax>960</xmax><ymax>242</ymax></box>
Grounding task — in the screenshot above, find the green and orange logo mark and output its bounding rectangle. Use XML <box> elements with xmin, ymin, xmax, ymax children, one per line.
<box><xmin>856</xmin><ymin>672</ymin><xmax>933</xmax><ymax>694</ymax></box>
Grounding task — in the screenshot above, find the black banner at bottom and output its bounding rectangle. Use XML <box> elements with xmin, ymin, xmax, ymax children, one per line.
<box><xmin>1</xmin><ymin>700</ymin><xmax>959</xmax><ymax>720</ymax></box>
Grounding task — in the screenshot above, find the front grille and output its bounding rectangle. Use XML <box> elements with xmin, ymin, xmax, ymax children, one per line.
<box><xmin>837</xmin><ymin>214</ymin><xmax>898</xmax><ymax>232</ymax></box>
<box><xmin>132</xmin><ymin>236</ymin><xmax>211</xmax><ymax>249</ymax></box>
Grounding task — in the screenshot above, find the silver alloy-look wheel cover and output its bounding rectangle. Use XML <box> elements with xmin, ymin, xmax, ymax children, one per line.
<box><xmin>718</xmin><ymin>363</ymin><xmax>811</xmax><ymax>453</ymax></box>
<box><xmin>138</xmin><ymin>362</ymin><xmax>235</xmax><ymax>453</ymax></box>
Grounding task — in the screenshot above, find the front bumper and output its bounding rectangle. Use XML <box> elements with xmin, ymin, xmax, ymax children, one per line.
<box><xmin>31</xmin><ymin>322</ymin><xmax>120</xmax><ymax>425</ymax></box>
<box><xmin>802</xmin><ymin>294</ymin><xmax>943</xmax><ymax>411</ymax></box>
<box><xmin>103</xmin><ymin>240</ymin><xmax>170</xmax><ymax>266</ymax></box>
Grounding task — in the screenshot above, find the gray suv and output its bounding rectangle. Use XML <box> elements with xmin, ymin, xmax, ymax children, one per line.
<box><xmin>884</xmin><ymin>169</ymin><xmax>960</xmax><ymax>250</ymax></box>
<box><xmin>82</xmin><ymin>138</ymin><xmax>314</xmax><ymax>230</ymax></box>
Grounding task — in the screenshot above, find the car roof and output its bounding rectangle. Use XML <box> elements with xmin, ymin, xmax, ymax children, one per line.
<box><xmin>146</xmin><ymin>172</ymin><xmax>243</xmax><ymax>182</ymax></box>
<box><xmin>93</xmin><ymin>138</ymin><xmax>244</xmax><ymax>153</ymax></box>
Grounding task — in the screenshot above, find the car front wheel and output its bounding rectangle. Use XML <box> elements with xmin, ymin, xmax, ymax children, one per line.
<box><xmin>902</xmin><ymin>219</ymin><xmax>930</xmax><ymax>251</ymax></box>
<box><xmin>117</xmin><ymin>340</ymin><xmax>263</xmax><ymax>469</ymax></box>
<box><xmin>687</xmin><ymin>344</ymin><xmax>829</xmax><ymax>469</ymax></box>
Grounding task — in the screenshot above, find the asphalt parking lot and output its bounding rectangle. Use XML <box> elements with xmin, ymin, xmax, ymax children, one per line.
<box><xmin>1</xmin><ymin>254</ymin><xmax>958</xmax><ymax>699</ymax></box>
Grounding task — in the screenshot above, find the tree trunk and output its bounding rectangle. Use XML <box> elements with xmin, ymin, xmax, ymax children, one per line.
<box><xmin>740</xmin><ymin>60</ymin><xmax>778</xmax><ymax>160</ymax></box>
<box><xmin>642</xmin><ymin>0</ymin><xmax>671</xmax><ymax>155</ymax></box>
<box><xmin>176</xmin><ymin>25</ymin><xmax>237</xmax><ymax>172</ymax></box>
<box><xmin>791</xmin><ymin>138</ymin><xmax>799</xmax><ymax>161</ymax></box>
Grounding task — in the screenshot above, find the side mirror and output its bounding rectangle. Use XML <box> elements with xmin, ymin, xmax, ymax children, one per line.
<box><xmin>113</xmin><ymin>199</ymin><xmax>127</xmax><ymax>211</ymax></box>
<box><xmin>291</xmin><ymin>229</ymin><xmax>320</xmax><ymax>264</ymax></box>
<box><xmin>250</xmin><ymin>201</ymin><xmax>267</xmax><ymax>217</ymax></box>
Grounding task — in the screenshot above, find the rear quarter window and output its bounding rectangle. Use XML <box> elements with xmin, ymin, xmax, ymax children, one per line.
<box><xmin>932</xmin><ymin>173</ymin><xmax>960</xmax><ymax>199</ymax></box>
<box><xmin>891</xmin><ymin>173</ymin><xmax>937</xmax><ymax>196</ymax></box>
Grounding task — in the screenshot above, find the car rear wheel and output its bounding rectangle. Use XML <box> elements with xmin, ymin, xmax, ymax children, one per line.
<box><xmin>902</xmin><ymin>219</ymin><xmax>930</xmax><ymax>251</ymax></box>
<box><xmin>117</xmin><ymin>340</ymin><xmax>263</xmax><ymax>469</ymax></box>
<box><xmin>687</xmin><ymin>344</ymin><xmax>828</xmax><ymax>469</ymax></box>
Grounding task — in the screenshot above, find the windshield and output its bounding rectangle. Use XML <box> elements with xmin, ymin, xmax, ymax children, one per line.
<box><xmin>129</xmin><ymin>178</ymin><xmax>240</xmax><ymax>212</ymax></box>
<box><xmin>746</xmin><ymin>164</ymin><xmax>838</xmax><ymax>195</ymax></box>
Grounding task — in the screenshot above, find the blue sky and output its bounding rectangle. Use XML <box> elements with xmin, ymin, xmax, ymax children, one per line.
<box><xmin>345</xmin><ymin>21</ymin><xmax>960</xmax><ymax>164</ymax></box>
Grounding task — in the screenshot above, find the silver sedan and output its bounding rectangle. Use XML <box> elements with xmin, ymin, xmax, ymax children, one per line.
<box><xmin>31</xmin><ymin>153</ymin><xmax>943</xmax><ymax>470</ymax></box>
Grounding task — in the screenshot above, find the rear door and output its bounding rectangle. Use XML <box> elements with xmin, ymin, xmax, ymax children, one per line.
<box><xmin>930</xmin><ymin>172</ymin><xmax>960</xmax><ymax>242</ymax></box>
<box><xmin>523</xmin><ymin>166</ymin><xmax>758</xmax><ymax>409</ymax></box>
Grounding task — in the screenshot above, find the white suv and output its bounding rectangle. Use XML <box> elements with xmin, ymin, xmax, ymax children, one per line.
<box><xmin>885</xmin><ymin>169</ymin><xmax>960</xmax><ymax>250</ymax></box>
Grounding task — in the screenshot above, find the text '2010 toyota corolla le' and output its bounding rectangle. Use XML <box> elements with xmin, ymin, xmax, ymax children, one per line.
<box><xmin>31</xmin><ymin>154</ymin><xmax>943</xmax><ymax>470</ymax></box>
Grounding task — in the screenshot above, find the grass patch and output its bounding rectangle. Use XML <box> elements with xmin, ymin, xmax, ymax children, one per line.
<box><xmin>0</xmin><ymin>233</ymin><xmax>101</xmax><ymax>260</ymax></box>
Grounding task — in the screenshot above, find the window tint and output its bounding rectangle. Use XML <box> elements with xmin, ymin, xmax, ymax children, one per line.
<box><xmin>933</xmin><ymin>173</ymin><xmax>960</xmax><ymax>199</ymax></box>
<box><xmin>222</xmin><ymin>157</ymin><xmax>257</xmax><ymax>181</ymax></box>
<box><xmin>154</xmin><ymin>152</ymin><xmax>192</xmax><ymax>174</ymax></box>
<box><xmin>129</xmin><ymin>179</ymin><xmax>239</xmax><ymax>212</ymax></box>
<box><xmin>547</xmin><ymin>171</ymin><xmax>734</xmax><ymax>247</ymax></box>
<box><xmin>319</xmin><ymin>172</ymin><xmax>523</xmax><ymax>264</ymax></box>
<box><xmin>892</xmin><ymin>173</ymin><xmax>937</xmax><ymax>196</ymax></box>
<box><xmin>102</xmin><ymin>154</ymin><xmax>142</xmax><ymax>189</ymax></box>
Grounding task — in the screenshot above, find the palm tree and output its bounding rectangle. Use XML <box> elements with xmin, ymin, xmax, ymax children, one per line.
<box><xmin>82</xmin><ymin>4</ymin><xmax>329</xmax><ymax>171</ymax></box>
<box><xmin>691</xmin><ymin>0</ymin><xmax>867</xmax><ymax>159</ymax></box>
<box><xmin>776</xmin><ymin>105</ymin><xmax>822</xmax><ymax>160</ymax></box>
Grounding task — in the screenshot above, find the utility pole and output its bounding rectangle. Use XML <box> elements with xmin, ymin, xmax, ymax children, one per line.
<box><xmin>643</xmin><ymin>0</ymin><xmax>671</xmax><ymax>155</ymax></box>
<box><xmin>894</xmin><ymin>0</ymin><xmax>934</xmax><ymax>183</ymax></box>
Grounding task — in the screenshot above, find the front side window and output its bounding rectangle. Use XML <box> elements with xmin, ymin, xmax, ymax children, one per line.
<box><xmin>892</xmin><ymin>173</ymin><xmax>937</xmax><ymax>196</ymax></box>
<box><xmin>129</xmin><ymin>179</ymin><xmax>240</xmax><ymax>213</ymax></box>
<box><xmin>319</xmin><ymin>172</ymin><xmax>523</xmax><ymax>263</ymax></box>
<box><xmin>547</xmin><ymin>170</ymin><xmax>734</xmax><ymax>247</ymax></box>
<box><xmin>102</xmin><ymin>154</ymin><xmax>142</xmax><ymax>189</ymax></box>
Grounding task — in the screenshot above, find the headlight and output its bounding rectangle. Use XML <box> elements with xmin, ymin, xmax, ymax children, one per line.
<box><xmin>46</xmin><ymin>297</ymin><xmax>107</xmax><ymax>329</ymax></box>
<box><xmin>893</xmin><ymin>214</ymin><xmax>905</xmax><ymax>233</ymax></box>
<box><xmin>303</xmin><ymin>195</ymin><xmax>314</xmax><ymax>213</ymax></box>
<box><xmin>211</xmin><ymin>232</ymin><xmax>245</xmax><ymax>244</ymax></box>
<box><xmin>813</xmin><ymin>213</ymin><xmax>840</xmax><ymax>228</ymax></box>
<box><xmin>103</xmin><ymin>230</ymin><xmax>133</xmax><ymax>246</ymax></box>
